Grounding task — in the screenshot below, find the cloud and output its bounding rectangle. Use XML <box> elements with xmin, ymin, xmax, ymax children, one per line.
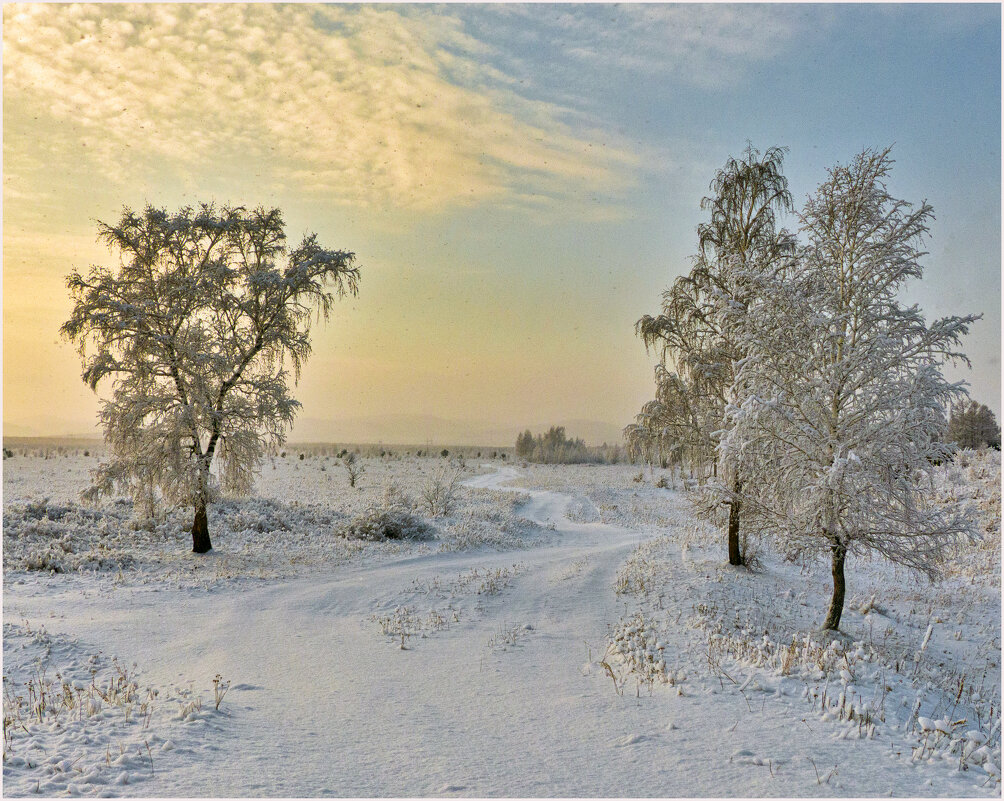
<box><xmin>466</xmin><ymin>4</ymin><xmax>819</xmax><ymax>94</ymax></box>
<box><xmin>3</xmin><ymin>4</ymin><xmax>639</xmax><ymax>213</ymax></box>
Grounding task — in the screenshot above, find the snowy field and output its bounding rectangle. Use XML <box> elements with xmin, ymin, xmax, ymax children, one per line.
<box><xmin>2</xmin><ymin>448</ymin><xmax>1000</xmax><ymax>796</ymax></box>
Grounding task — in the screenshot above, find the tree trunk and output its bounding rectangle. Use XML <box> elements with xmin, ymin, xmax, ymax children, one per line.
<box><xmin>192</xmin><ymin>501</ymin><xmax>212</xmax><ymax>553</ymax></box>
<box><xmin>823</xmin><ymin>543</ymin><xmax>847</xmax><ymax>630</ymax></box>
<box><xmin>727</xmin><ymin>478</ymin><xmax>743</xmax><ymax>566</ymax></box>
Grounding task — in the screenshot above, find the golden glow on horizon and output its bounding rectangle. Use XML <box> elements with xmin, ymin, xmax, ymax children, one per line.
<box><xmin>3</xmin><ymin>3</ymin><xmax>652</xmax><ymax>439</ymax></box>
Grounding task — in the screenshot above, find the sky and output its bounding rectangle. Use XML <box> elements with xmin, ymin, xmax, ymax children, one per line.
<box><xmin>3</xmin><ymin>3</ymin><xmax>1000</xmax><ymax>444</ymax></box>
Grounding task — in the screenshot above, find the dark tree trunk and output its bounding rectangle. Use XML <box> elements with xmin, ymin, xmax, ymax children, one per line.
<box><xmin>727</xmin><ymin>478</ymin><xmax>743</xmax><ymax>566</ymax></box>
<box><xmin>823</xmin><ymin>543</ymin><xmax>847</xmax><ymax>630</ymax></box>
<box><xmin>192</xmin><ymin>502</ymin><xmax>212</xmax><ymax>553</ymax></box>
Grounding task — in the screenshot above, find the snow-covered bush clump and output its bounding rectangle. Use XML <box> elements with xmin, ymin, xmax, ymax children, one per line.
<box><xmin>213</xmin><ymin>496</ymin><xmax>345</xmax><ymax>537</ymax></box>
<box><xmin>563</xmin><ymin>494</ymin><xmax>601</xmax><ymax>523</ymax></box>
<box><xmin>339</xmin><ymin>505</ymin><xmax>434</xmax><ymax>541</ymax></box>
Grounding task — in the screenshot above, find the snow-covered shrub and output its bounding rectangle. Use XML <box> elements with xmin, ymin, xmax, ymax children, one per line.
<box><xmin>421</xmin><ymin>461</ymin><xmax>464</xmax><ymax>515</ymax></box>
<box><xmin>699</xmin><ymin>623</ymin><xmax>880</xmax><ymax>684</ymax></box>
<box><xmin>381</xmin><ymin>482</ymin><xmax>415</xmax><ymax>511</ymax></box>
<box><xmin>340</xmin><ymin>452</ymin><xmax>365</xmax><ymax>487</ymax></box>
<box><xmin>338</xmin><ymin>506</ymin><xmax>434</xmax><ymax>541</ymax></box>
<box><xmin>911</xmin><ymin>715</ymin><xmax>1001</xmax><ymax>777</ymax></box>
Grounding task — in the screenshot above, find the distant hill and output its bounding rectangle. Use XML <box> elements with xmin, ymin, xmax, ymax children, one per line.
<box><xmin>3</xmin><ymin>418</ymin><xmax>101</xmax><ymax>440</ymax></box>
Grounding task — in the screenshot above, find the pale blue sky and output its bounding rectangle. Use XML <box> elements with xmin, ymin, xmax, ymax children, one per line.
<box><xmin>4</xmin><ymin>4</ymin><xmax>1000</xmax><ymax>439</ymax></box>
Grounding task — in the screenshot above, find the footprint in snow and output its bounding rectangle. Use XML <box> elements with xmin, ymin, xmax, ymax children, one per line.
<box><xmin>612</xmin><ymin>733</ymin><xmax>658</xmax><ymax>747</ymax></box>
<box><xmin>437</xmin><ymin>784</ymin><xmax>467</xmax><ymax>793</ymax></box>
<box><xmin>231</xmin><ymin>683</ymin><xmax>262</xmax><ymax>691</ymax></box>
<box><xmin>730</xmin><ymin>748</ymin><xmax>772</xmax><ymax>766</ymax></box>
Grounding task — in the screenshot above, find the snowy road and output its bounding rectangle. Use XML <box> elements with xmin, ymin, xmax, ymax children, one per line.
<box><xmin>4</xmin><ymin>468</ymin><xmax>995</xmax><ymax>796</ymax></box>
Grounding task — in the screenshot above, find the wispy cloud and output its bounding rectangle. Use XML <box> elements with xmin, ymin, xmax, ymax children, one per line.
<box><xmin>3</xmin><ymin>4</ymin><xmax>638</xmax><ymax>213</ymax></box>
<box><xmin>465</xmin><ymin>4</ymin><xmax>819</xmax><ymax>95</ymax></box>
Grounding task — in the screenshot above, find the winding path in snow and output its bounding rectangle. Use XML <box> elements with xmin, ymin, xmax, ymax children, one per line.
<box><xmin>4</xmin><ymin>468</ymin><xmax>991</xmax><ymax>796</ymax></box>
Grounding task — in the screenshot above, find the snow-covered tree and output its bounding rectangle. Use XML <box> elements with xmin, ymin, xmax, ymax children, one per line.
<box><xmin>625</xmin><ymin>365</ymin><xmax>710</xmax><ymax>475</ymax></box>
<box><xmin>636</xmin><ymin>144</ymin><xmax>795</xmax><ymax>565</ymax></box>
<box><xmin>62</xmin><ymin>204</ymin><xmax>359</xmax><ymax>553</ymax></box>
<box><xmin>721</xmin><ymin>148</ymin><xmax>977</xmax><ymax>630</ymax></box>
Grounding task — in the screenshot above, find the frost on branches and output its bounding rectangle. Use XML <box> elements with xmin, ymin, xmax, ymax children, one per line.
<box><xmin>61</xmin><ymin>204</ymin><xmax>359</xmax><ymax>553</ymax></box>
<box><xmin>720</xmin><ymin>148</ymin><xmax>978</xmax><ymax>629</ymax></box>
<box><xmin>632</xmin><ymin>144</ymin><xmax>796</xmax><ymax>566</ymax></box>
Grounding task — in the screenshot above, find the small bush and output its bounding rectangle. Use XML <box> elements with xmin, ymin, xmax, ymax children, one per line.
<box><xmin>382</xmin><ymin>483</ymin><xmax>414</xmax><ymax>510</ymax></box>
<box><xmin>339</xmin><ymin>506</ymin><xmax>434</xmax><ymax>542</ymax></box>
<box><xmin>341</xmin><ymin>452</ymin><xmax>365</xmax><ymax>487</ymax></box>
<box><xmin>422</xmin><ymin>462</ymin><xmax>464</xmax><ymax>516</ymax></box>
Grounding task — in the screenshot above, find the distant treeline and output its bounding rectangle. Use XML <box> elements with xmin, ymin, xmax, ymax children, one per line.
<box><xmin>269</xmin><ymin>443</ymin><xmax>514</xmax><ymax>460</ymax></box>
<box><xmin>515</xmin><ymin>426</ymin><xmax>623</xmax><ymax>464</ymax></box>
<box><xmin>0</xmin><ymin>439</ymin><xmax>515</xmax><ymax>462</ymax></box>
<box><xmin>947</xmin><ymin>400</ymin><xmax>1001</xmax><ymax>451</ymax></box>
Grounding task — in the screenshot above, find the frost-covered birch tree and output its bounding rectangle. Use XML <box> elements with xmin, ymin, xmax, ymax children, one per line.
<box><xmin>625</xmin><ymin>365</ymin><xmax>710</xmax><ymax>474</ymax></box>
<box><xmin>721</xmin><ymin>148</ymin><xmax>977</xmax><ymax>630</ymax></box>
<box><xmin>636</xmin><ymin>144</ymin><xmax>795</xmax><ymax>565</ymax></box>
<box><xmin>62</xmin><ymin>204</ymin><xmax>359</xmax><ymax>553</ymax></box>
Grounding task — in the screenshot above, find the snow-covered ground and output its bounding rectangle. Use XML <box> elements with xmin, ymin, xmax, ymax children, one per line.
<box><xmin>3</xmin><ymin>450</ymin><xmax>1000</xmax><ymax>796</ymax></box>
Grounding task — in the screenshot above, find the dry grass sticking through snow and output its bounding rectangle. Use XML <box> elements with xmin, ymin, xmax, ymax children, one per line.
<box><xmin>603</xmin><ymin>449</ymin><xmax>1001</xmax><ymax>787</ymax></box>
<box><xmin>2</xmin><ymin>621</ymin><xmax>229</xmax><ymax>796</ymax></box>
